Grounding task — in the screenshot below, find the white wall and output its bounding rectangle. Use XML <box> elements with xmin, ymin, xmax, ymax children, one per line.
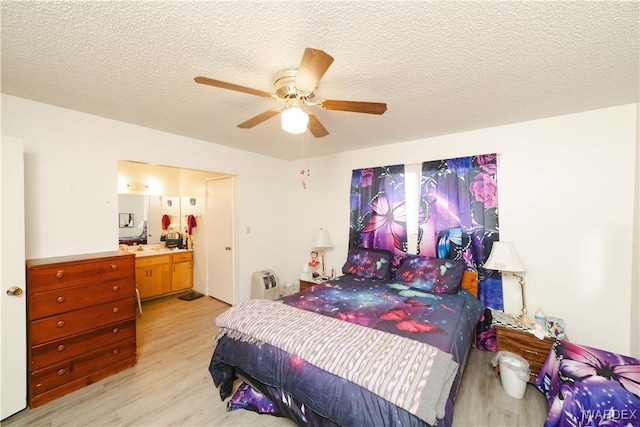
<box><xmin>3</xmin><ymin>94</ymin><xmax>637</xmax><ymax>355</ymax></box>
<box><xmin>1</xmin><ymin>94</ymin><xmax>289</xmax><ymax>304</ymax></box>
<box><xmin>287</xmin><ymin>104</ymin><xmax>638</xmax><ymax>356</ymax></box>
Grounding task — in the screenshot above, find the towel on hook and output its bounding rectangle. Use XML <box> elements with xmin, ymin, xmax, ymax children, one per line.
<box><xmin>187</xmin><ymin>215</ymin><xmax>197</xmax><ymax>235</ymax></box>
<box><xmin>161</xmin><ymin>214</ymin><xmax>170</xmax><ymax>230</ymax></box>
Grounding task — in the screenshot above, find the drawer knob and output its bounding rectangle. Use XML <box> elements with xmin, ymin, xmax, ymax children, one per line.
<box><xmin>112</xmin><ymin>349</ymin><xmax>120</xmax><ymax>355</ymax></box>
<box><xmin>55</xmin><ymin>270</ymin><xmax>64</xmax><ymax>279</ymax></box>
<box><xmin>113</xmin><ymin>327</ymin><xmax>120</xmax><ymax>334</ymax></box>
<box><xmin>57</xmin><ymin>369</ymin><xmax>66</xmax><ymax>376</ymax></box>
<box><xmin>112</xmin><ymin>307</ymin><xmax>120</xmax><ymax>313</ymax></box>
<box><xmin>111</xmin><ymin>264</ymin><xmax>118</xmax><ymax>270</ymax></box>
<box><xmin>57</xmin><ymin>296</ymin><xmax>66</xmax><ymax>304</ymax></box>
<box><xmin>56</xmin><ymin>320</ymin><xmax>65</xmax><ymax>328</ymax></box>
<box><xmin>522</xmin><ymin>348</ymin><xmax>538</xmax><ymax>355</ymax></box>
<box><xmin>112</xmin><ymin>285</ymin><xmax>120</xmax><ymax>292</ymax></box>
<box><xmin>57</xmin><ymin>344</ymin><xmax>66</xmax><ymax>352</ymax></box>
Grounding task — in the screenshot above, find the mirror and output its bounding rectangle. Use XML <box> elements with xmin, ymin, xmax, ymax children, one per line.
<box><xmin>119</xmin><ymin>213</ymin><xmax>134</xmax><ymax>228</ymax></box>
<box><xmin>117</xmin><ymin>160</ymin><xmax>223</xmax><ymax>247</ymax></box>
<box><xmin>117</xmin><ymin>194</ymin><xmax>204</xmax><ymax>246</ymax></box>
<box><xmin>118</xmin><ymin>194</ymin><xmax>150</xmax><ymax>245</ymax></box>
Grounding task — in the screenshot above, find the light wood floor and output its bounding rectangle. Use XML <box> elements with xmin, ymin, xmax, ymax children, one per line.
<box><xmin>2</xmin><ymin>295</ymin><xmax>548</xmax><ymax>427</ymax></box>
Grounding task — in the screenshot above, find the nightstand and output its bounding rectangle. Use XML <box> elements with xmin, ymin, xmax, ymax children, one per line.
<box><xmin>299</xmin><ymin>279</ymin><xmax>324</xmax><ymax>291</ymax></box>
<box><xmin>494</xmin><ymin>325</ymin><xmax>557</xmax><ymax>383</ymax></box>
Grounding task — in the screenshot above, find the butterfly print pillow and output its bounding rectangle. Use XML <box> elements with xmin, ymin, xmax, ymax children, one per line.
<box><xmin>341</xmin><ymin>247</ymin><xmax>393</xmax><ymax>280</ymax></box>
<box><xmin>396</xmin><ymin>256</ymin><xmax>465</xmax><ymax>294</ymax></box>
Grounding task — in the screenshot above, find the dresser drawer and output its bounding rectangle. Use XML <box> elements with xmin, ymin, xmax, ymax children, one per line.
<box><xmin>495</xmin><ymin>326</ymin><xmax>555</xmax><ymax>381</ymax></box>
<box><xmin>28</xmin><ymin>256</ymin><xmax>134</xmax><ymax>293</ymax></box>
<box><xmin>30</xmin><ymin>339</ymin><xmax>135</xmax><ymax>396</ymax></box>
<box><xmin>135</xmin><ymin>254</ymin><xmax>171</xmax><ymax>268</ymax></box>
<box><xmin>30</xmin><ymin>320</ymin><xmax>136</xmax><ymax>371</ymax></box>
<box><xmin>172</xmin><ymin>252</ymin><xmax>192</xmax><ymax>263</ymax></box>
<box><xmin>29</xmin><ymin>278</ymin><xmax>135</xmax><ymax>320</ymax></box>
<box><xmin>30</xmin><ymin>299</ymin><xmax>136</xmax><ymax>345</ymax></box>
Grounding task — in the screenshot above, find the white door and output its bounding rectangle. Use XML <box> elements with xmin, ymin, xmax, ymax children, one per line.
<box><xmin>1</xmin><ymin>137</ymin><xmax>27</xmax><ymax>419</ymax></box>
<box><xmin>206</xmin><ymin>178</ymin><xmax>234</xmax><ymax>304</ymax></box>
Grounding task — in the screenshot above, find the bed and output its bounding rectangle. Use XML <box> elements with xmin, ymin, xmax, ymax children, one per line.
<box><xmin>209</xmin><ymin>248</ymin><xmax>483</xmax><ymax>426</ymax></box>
<box><xmin>534</xmin><ymin>340</ymin><xmax>640</xmax><ymax>427</ymax></box>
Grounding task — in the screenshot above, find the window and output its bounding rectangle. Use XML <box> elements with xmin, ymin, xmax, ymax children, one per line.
<box><xmin>405</xmin><ymin>164</ymin><xmax>421</xmax><ymax>253</ymax></box>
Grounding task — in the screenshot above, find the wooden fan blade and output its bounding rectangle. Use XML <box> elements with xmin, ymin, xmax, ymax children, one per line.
<box><xmin>295</xmin><ymin>48</ymin><xmax>335</xmax><ymax>94</ymax></box>
<box><xmin>194</xmin><ymin>76</ymin><xmax>273</xmax><ymax>98</ymax></box>
<box><xmin>237</xmin><ymin>109</ymin><xmax>281</xmax><ymax>129</ymax></box>
<box><xmin>318</xmin><ymin>99</ymin><xmax>387</xmax><ymax>115</ymax></box>
<box><xmin>307</xmin><ymin>113</ymin><xmax>329</xmax><ymax>138</ymax></box>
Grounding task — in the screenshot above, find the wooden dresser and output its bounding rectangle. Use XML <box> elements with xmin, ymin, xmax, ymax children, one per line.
<box><xmin>26</xmin><ymin>251</ymin><xmax>137</xmax><ymax>407</ymax></box>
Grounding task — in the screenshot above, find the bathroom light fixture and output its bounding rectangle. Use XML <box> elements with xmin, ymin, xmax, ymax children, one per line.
<box><xmin>127</xmin><ymin>182</ymin><xmax>149</xmax><ymax>191</ymax></box>
<box><xmin>281</xmin><ymin>99</ymin><xmax>309</xmax><ymax>134</ymax></box>
<box><xmin>484</xmin><ymin>241</ymin><xmax>533</xmax><ymax>324</ymax></box>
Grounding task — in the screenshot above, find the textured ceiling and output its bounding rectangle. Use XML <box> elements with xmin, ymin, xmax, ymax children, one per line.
<box><xmin>1</xmin><ymin>1</ymin><xmax>638</xmax><ymax>161</ymax></box>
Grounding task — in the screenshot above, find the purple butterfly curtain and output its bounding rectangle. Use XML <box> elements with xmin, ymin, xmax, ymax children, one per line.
<box><xmin>349</xmin><ymin>157</ymin><xmax>501</xmax><ymax>350</ymax></box>
<box><xmin>418</xmin><ymin>154</ymin><xmax>502</xmax><ymax>349</ymax></box>
<box><xmin>349</xmin><ymin>165</ymin><xmax>408</xmax><ymax>267</ymax></box>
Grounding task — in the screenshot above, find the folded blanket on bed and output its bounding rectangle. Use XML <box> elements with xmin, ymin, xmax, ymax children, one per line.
<box><xmin>215</xmin><ymin>299</ymin><xmax>459</xmax><ymax>425</ymax></box>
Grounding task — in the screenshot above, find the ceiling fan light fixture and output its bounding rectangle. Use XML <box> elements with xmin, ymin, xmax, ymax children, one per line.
<box><xmin>194</xmin><ymin>47</ymin><xmax>387</xmax><ymax>138</ymax></box>
<box><xmin>281</xmin><ymin>105</ymin><xmax>309</xmax><ymax>134</ymax></box>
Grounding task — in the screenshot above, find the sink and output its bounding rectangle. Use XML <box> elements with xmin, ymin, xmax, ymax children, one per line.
<box><xmin>127</xmin><ymin>245</ymin><xmax>188</xmax><ymax>257</ymax></box>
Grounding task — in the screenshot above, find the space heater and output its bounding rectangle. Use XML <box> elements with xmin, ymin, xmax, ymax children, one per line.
<box><xmin>251</xmin><ymin>270</ymin><xmax>280</xmax><ymax>300</ymax></box>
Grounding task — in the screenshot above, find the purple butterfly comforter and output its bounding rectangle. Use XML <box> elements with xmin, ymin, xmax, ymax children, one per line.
<box><xmin>534</xmin><ymin>340</ymin><xmax>640</xmax><ymax>427</ymax></box>
<box><xmin>209</xmin><ymin>275</ymin><xmax>483</xmax><ymax>426</ymax></box>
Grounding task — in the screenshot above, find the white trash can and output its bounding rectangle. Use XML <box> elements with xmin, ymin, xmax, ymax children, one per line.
<box><xmin>492</xmin><ymin>351</ymin><xmax>530</xmax><ymax>399</ymax></box>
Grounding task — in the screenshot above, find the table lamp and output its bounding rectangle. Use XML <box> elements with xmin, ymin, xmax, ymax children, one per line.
<box><xmin>484</xmin><ymin>241</ymin><xmax>533</xmax><ymax>324</ymax></box>
<box><xmin>313</xmin><ymin>228</ymin><xmax>333</xmax><ymax>276</ymax></box>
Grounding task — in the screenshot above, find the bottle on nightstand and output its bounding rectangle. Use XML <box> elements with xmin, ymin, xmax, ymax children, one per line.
<box><xmin>534</xmin><ymin>307</ymin><xmax>547</xmax><ymax>330</ymax></box>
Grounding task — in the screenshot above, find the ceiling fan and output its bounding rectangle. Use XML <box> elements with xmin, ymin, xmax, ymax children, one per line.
<box><xmin>194</xmin><ymin>47</ymin><xmax>387</xmax><ymax>137</ymax></box>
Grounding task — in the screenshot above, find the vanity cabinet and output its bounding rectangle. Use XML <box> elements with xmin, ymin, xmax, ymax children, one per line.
<box><xmin>134</xmin><ymin>251</ymin><xmax>193</xmax><ymax>299</ymax></box>
<box><xmin>26</xmin><ymin>251</ymin><xmax>137</xmax><ymax>408</ymax></box>
<box><xmin>171</xmin><ymin>252</ymin><xmax>193</xmax><ymax>292</ymax></box>
<box><xmin>135</xmin><ymin>254</ymin><xmax>172</xmax><ymax>299</ymax></box>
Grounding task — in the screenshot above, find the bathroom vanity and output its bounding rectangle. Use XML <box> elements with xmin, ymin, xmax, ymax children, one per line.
<box><xmin>133</xmin><ymin>249</ymin><xmax>193</xmax><ymax>299</ymax></box>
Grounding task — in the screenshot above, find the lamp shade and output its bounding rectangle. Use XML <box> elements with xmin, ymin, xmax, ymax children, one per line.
<box><xmin>484</xmin><ymin>241</ymin><xmax>525</xmax><ymax>272</ymax></box>
<box><xmin>281</xmin><ymin>105</ymin><xmax>309</xmax><ymax>134</ymax></box>
<box><xmin>314</xmin><ymin>228</ymin><xmax>333</xmax><ymax>249</ymax></box>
